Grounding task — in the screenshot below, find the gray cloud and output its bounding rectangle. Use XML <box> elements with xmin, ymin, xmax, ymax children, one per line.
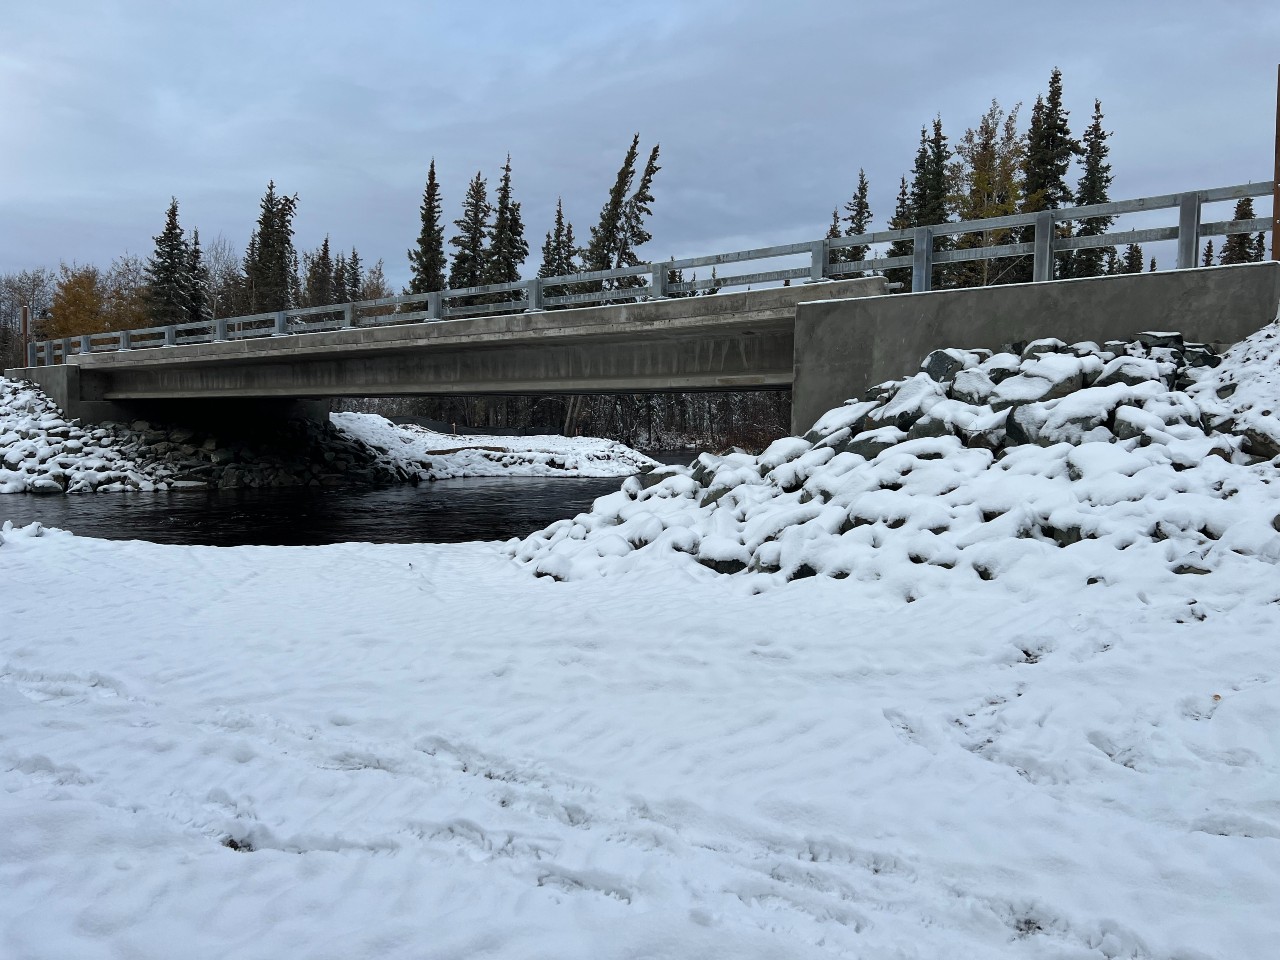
<box><xmin>2</xmin><ymin>0</ymin><xmax>1276</xmax><ymax>288</ymax></box>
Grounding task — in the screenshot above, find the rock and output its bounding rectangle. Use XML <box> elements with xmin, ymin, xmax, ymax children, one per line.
<box><xmin>921</xmin><ymin>349</ymin><xmax>971</xmax><ymax>384</ymax></box>
<box><xmin>1241</xmin><ymin>427</ymin><xmax>1280</xmax><ymax>460</ymax></box>
<box><xmin>1021</xmin><ymin>337</ymin><xmax>1067</xmax><ymax>360</ymax></box>
<box><xmin>834</xmin><ymin>426</ymin><xmax>906</xmax><ymax>460</ymax></box>
<box><xmin>1094</xmin><ymin>356</ymin><xmax>1162</xmax><ymax>388</ymax></box>
<box><xmin>130</xmin><ymin>420</ymin><xmax>152</xmax><ymax>432</ymax></box>
<box><xmin>29</xmin><ymin>476</ymin><xmax>64</xmax><ymax>494</ymax></box>
<box><xmin>1136</xmin><ymin>331</ymin><xmax>1184</xmax><ymax>351</ymax></box>
<box><xmin>209</xmin><ymin>448</ymin><xmax>235</xmax><ymax>465</ymax></box>
<box><xmin>637</xmin><ymin>466</ymin><xmax>681</xmax><ymax>490</ymax></box>
<box><xmin>1004</xmin><ymin>404</ymin><xmax>1040</xmax><ymax>446</ymax></box>
<box><xmin>950</xmin><ymin>368</ymin><xmax>996</xmax><ymax>406</ymax></box>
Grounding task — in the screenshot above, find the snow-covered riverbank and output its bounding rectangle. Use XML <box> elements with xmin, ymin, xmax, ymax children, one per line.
<box><xmin>0</xmin><ymin>379</ymin><xmax>655</xmax><ymax>494</ymax></box>
<box><xmin>3</xmin><ymin>323</ymin><xmax>1279</xmax><ymax>958</ymax></box>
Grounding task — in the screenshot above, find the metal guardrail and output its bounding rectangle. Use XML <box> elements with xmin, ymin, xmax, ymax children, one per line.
<box><xmin>25</xmin><ymin>180</ymin><xmax>1276</xmax><ymax>367</ymax></box>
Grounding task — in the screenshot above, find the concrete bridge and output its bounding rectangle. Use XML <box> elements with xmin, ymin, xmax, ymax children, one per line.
<box><xmin>6</xmin><ymin>179</ymin><xmax>1277</xmax><ymax>435</ymax></box>
<box><xmin>8</xmin><ymin>263</ymin><xmax>1280</xmax><ymax>435</ymax></box>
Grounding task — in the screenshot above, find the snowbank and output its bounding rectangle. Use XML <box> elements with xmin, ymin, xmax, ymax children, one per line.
<box><xmin>0</xmin><ymin>377</ymin><xmax>655</xmax><ymax>493</ymax></box>
<box><xmin>512</xmin><ymin>326</ymin><xmax>1280</xmax><ymax>593</ymax></box>
<box><xmin>331</xmin><ymin>411</ymin><xmax>656</xmax><ymax>479</ymax></box>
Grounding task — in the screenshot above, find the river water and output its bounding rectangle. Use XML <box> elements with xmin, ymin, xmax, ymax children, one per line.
<box><xmin>0</xmin><ymin>452</ymin><xmax>696</xmax><ymax>546</ymax></box>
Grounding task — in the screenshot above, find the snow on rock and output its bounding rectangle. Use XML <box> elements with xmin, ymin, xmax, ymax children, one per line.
<box><xmin>0</xmin><ymin>376</ymin><xmax>655</xmax><ymax>494</ymax></box>
<box><xmin>330</xmin><ymin>412</ymin><xmax>657</xmax><ymax>479</ymax></box>
<box><xmin>511</xmin><ymin>324</ymin><xmax>1280</xmax><ymax>590</ymax></box>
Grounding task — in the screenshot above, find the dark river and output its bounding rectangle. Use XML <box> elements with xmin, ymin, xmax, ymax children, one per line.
<box><xmin>0</xmin><ymin>452</ymin><xmax>696</xmax><ymax>547</ymax></box>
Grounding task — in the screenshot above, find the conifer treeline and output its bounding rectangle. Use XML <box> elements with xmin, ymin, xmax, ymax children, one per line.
<box><xmin>836</xmin><ymin>67</ymin><xmax>1269</xmax><ymax>288</ymax></box>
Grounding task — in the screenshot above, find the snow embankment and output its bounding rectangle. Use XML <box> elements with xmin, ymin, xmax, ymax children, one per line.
<box><xmin>512</xmin><ymin>326</ymin><xmax>1280</xmax><ymax>590</ymax></box>
<box><xmin>0</xmin><ymin>377</ymin><xmax>654</xmax><ymax>493</ymax></box>
<box><xmin>331</xmin><ymin>412</ymin><xmax>656</xmax><ymax>479</ymax></box>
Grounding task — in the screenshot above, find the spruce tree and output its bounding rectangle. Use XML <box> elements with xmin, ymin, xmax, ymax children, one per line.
<box><xmin>1120</xmin><ymin>243</ymin><xmax>1144</xmax><ymax>274</ymax></box>
<box><xmin>145</xmin><ymin>197</ymin><xmax>192</xmax><ymax>325</ymax></box>
<box><xmin>448</xmin><ymin>172</ymin><xmax>491</xmax><ymax>290</ymax></box>
<box><xmin>950</xmin><ymin>100</ymin><xmax>1024</xmax><ymax>287</ymax></box>
<box><xmin>1104</xmin><ymin>247</ymin><xmax>1121</xmax><ymax>275</ymax></box>
<box><xmin>186</xmin><ymin>228</ymin><xmax>212</xmax><ymax>324</ymax></box>
<box><xmin>1149</xmin><ymin>257</ymin><xmax>1157</xmax><ymax>272</ymax></box>
<box><xmin>242</xmin><ymin>181</ymin><xmax>298</xmax><ymax>313</ymax></box>
<box><xmin>332</xmin><ymin>251</ymin><xmax>348</xmax><ymax>304</ymax></box>
<box><xmin>484</xmin><ymin>154</ymin><xmax>529</xmax><ymax>297</ymax></box>
<box><xmin>1220</xmin><ymin>198</ymin><xmax>1264</xmax><ymax>264</ymax></box>
<box><xmin>346</xmin><ymin>249</ymin><xmax>364</xmax><ymax>301</ymax></box>
<box><xmin>407</xmin><ymin>159</ymin><xmax>447</xmax><ymax>294</ymax></box>
<box><xmin>1201</xmin><ymin>240</ymin><xmax>1215</xmax><ymax>267</ymax></box>
<box><xmin>584</xmin><ymin>135</ymin><xmax>640</xmax><ymax>276</ymax></box>
<box><xmin>907</xmin><ymin>118</ymin><xmax>952</xmax><ymax>287</ymax></box>
<box><xmin>884</xmin><ymin>176</ymin><xmax>914</xmax><ymax>289</ymax></box>
<box><xmin>1021</xmin><ymin>69</ymin><xmax>1080</xmax><ymax>280</ymax></box>
<box><xmin>537</xmin><ymin>199</ymin><xmax>579</xmax><ymax>302</ymax></box>
<box><xmin>304</xmin><ymin>235</ymin><xmax>335</xmax><ymax>306</ymax></box>
<box><xmin>825</xmin><ymin>209</ymin><xmax>844</xmax><ymax>266</ymax></box>
<box><xmin>842</xmin><ymin>169</ymin><xmax>873</xmax><ymax>266</ymax></box>
<box><xmin>1069</xmin><ymin>100</ymin><xmax>1113</xmax><ymax>278</ymax></box>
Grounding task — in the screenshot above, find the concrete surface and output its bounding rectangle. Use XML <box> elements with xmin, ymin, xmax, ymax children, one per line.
<box><xmin>790</xmin><ymin>262</ymin><xmax>1280</xmax><ymax>434</ymax></box>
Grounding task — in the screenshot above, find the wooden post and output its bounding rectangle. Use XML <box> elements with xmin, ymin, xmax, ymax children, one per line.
<box><xmin>20</xmin><ymin>304</ymin><xmax>30</xmax><ymax>362</ymax></box>
<box><xmin>1273</xmin><ymin>63</ymin><xmax>1279</xmax><ymax>260</ymax></box>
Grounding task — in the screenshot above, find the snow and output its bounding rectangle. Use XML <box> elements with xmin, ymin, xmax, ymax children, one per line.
<box><xmin>0</xmin><ymin>379</ymin><xmax>655</xmax><ymax>493</ymax></box>
<box><xmin>330</xmin><ymin>412</ymin><xmax>656</xmax><ymax>479</ymax></box>
<box><xmin>3</xmin><ymin>323</ymin><xmax>1280</xmax><ymax>958</ymax></box>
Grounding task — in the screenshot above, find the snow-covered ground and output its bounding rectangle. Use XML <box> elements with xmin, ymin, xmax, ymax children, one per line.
<box><xmin>0</xmin><ymin>379</ymin><xmax>654</xmax><ymax>493</ymax></box>
<box><xmin>3</xmin><ymin>324</ymin><xmax>1279</xmax><ymax>958</ymax></box>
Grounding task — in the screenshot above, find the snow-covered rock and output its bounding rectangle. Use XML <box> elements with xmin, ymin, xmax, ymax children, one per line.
<box><xmin>511</xmin><ymin>324</ymin><xmax>1280</xmax><ymax>591</ymax></box>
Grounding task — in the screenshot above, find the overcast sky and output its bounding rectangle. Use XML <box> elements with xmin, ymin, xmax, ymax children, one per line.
<box><xmin>2</xmin><ymin>0</ymin><xmax>1277</xmax><ymax>288</ymax></box>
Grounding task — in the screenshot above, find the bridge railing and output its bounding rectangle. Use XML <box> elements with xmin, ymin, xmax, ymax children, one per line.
<box><xmin>25</xmin><ymin>180</ymin><xmax>1275</xmax><ymax>367</ymax></box>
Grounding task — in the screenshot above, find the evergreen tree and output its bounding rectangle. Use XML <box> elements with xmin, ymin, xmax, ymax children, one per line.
<box><xmin>304</xmin><ymin>235</ymin><xmax>335</xmax><ymax>306</ymax></box>
<box><xmin>242</xmin><ymin>181</ymin><xmax>298</xmax><ymax>313</ymax></box>
<box><xmin>1149</xmin><ymin>257</ymin><xmax>1157</xmax><ymax>272</ymax></box>
<box><xmin>332</xmin><ymin>251</ymin><xmax>348</xmax><ymax>304</ymax></box>
<box><xmin>1120</xmin><ymin>243</ymin><xmax>1144</xmax><ymax>274</ymax></box>
<box><xmin>583</xmin><ymin>135</ymin><xmax>641</xmax><ymax>277</ymax></box>
<box><xmin>1254</xmin><ymin>233</ymin><xmax>1267</xmax><ymax>261</ymax></box>
<box><xmin>1104</xmin><ymin>247</ymin><xmax>1121</xmax><ymax>275</ymax></box>
<box><xmin>145</xmin><ymin>197</ymin><xmax>192</xmax><ymax>325</ymax></box>
<box><xmin>582</xmin><ymin>136</ymin><xmax>662</xmax><ymax>295</ymax></box>
<box><xmin>1068</xmin><ymin>99</ymin><xmax>1114</xmax><ymax>278</ymax></box>
<box><xmin>1021</xmin><ymin>68</ymin><xmax>1080</xmax><ymax>280</ymax></box>
<box><xmin>484</xmin><ymin>154</ymin><xmax>529</xmax><ymax>297</ymax></box>
<box><xmin>884</xmin><ymin>176</ymin><xmax>914</xmax><ymax>289</ymax></box>
<box><xmin>407</xmin><ymin>159</ymin><xmax>447</xmax><ymax>294</ymax></box>
<box><xmin>1220</xmin><ymin>198</ymin><xmax>1265</xmax><ymax>264</ymax></box>
<box><xmin>186</xmin><ymin>228</ymin><xmax>212</xmax><ymax>324</ymax></box>
<box><xmin>537</xmin><ymin>199</ymin><xmax>579</xmax><ymax>302</ymax></box>
<box><xmin>346</xmin><ymin>249</ymin><xmax>364</xmax><ymax>301</ymax></box>
<box><xmin>1023</xmin><ymin>68</ymin><xmax>1078</xmax><ymax>211</ymax></box>
<box><xmin>825</xmin><ymin>209</ymin><xmax>844</xmax><ymax>266</ymax></box>
<box><xmin>448</xmin><ymin>172</ymin><xmax>491</xmax><ymax>290</ymax></box>
<box><xmin>908</xmin><ymin>118</ymin><xmax>953</xmax><ymax>287</ymax></box>
<box><xmin>842</xmin><ymin>169</ymin><xmax>873</xmax><ymax>266</ymax></box>
<box><xmin>1201</xmin><ymin>239</ymin><xmax>1216</xmax><ymax>267</ymax></box>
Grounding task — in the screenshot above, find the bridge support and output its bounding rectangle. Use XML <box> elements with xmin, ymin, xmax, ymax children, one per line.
<box><xmin>791</xmin><ymin>261</ymin><xmax>1280</xmax><ymax>434</ymax></box>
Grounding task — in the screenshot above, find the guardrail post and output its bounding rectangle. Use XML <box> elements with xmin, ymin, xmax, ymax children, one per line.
<box><xmin>341</xmin><ymin>303</ymin><xmax>354</xmax><ymax>328</ymax></box>
<box><xmin>426</xmin><ymin>292</ymin><xmax>441</xmax><ymax>320</ymax></box>
<box><xmin>214</xmin><ymin>317</ymin><xmax>228</xmax><ymax>341</ymax></box>
<box><xmin>26</xmin><ymin>342</ymin><xmax>37</xmax><ymax>367</ymax></box>
<box><xmin>119</xmin><ymin>329</ymin><xmax>131</xmax><ymax>351</ymax></box>
<box><xmin>42</xmin><ymin>340</ymin><xmax>53</xmax><ymax>365</ymax></box>
<box><xmin>79</xmin><ymin>335</ymin><xmax>92</xmax><ymax>355</ymax></box>
<box><xmin>650</xmin><ymin>264</ymin><xmax>669</xmax><ymax>299</ymax></box>
<box><xmin>526</xmin><ymin>277</ymin><xmax>544</xmax><ymax>311</ymax></box>
<box><xmin>1032</xmin><ymin>210</ymin><xmax>1054</xmax><ymax>282</ymax></box>
<box><xmin>1177</xmin><ymin>193</ymin><xmax>1201</xmax><ymax>269</ymax></box>
<box><xmin>273</xmin><ymin>311</ymin><xmax>288</xmax><ymax>336</ymax></box>
<box><xmin>164</xmin><ymin>325</ymin><xmax>176</xmax><ymax>346</ymax></box>
<box><xmin>911</xmin><ymin>226</ymin><xmax>934</xmax><ymax>292</ymax></box>
<box><xmin>808</xmin><ymin>239</ymin><xmax>830</xmax><ymax>281</ymax></box>
<box><xmin>60</xmin><ymin>338</ymin><xmax>72</xmax><ymax>361</ymax></box>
